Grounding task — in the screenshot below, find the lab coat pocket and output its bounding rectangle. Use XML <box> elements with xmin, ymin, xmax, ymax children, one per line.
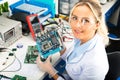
<box><xmin>66</xmin><ymin>64</ymin><xmax>82</xmax><ymax>77</ymax></box>
<box><xmin>71</xmin><ymin>66</ymin><xmax>82</xmax><ymax>76</ymax></box>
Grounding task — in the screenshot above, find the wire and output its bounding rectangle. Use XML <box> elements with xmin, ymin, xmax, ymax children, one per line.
<box><xmin>0</xmin><ymin>74</ymin><xmax>11</xmax><ymax>80</ymax></box>
<box><xmin>56</xmin><ymin>19</ymin><xmax>73</xmax><ymax>39</ymax></box>
<box><xmin>0</xmin><ymin>48</ymin><xmax>22</xmax><ymax>72</ymax></box>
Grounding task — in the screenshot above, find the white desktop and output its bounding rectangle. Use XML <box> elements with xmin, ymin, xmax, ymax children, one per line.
<box><xmin>0</xmin><ymin>35</ymin><xmax>61</xmax><ymax>80</ymax></box>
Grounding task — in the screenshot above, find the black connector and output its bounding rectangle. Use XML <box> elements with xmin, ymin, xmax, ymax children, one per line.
<box><xmin>0</xmin><ymin>48</ymin><xmax>7</xmax><ymax>52</ymax></box>
<box><xmin>40</xmin><ymin>57</ymin><xmax>47</xmax><ymax>62</ymax></box>
<box><xmin>0</xmin><ymin>74</ymin><xmax>11</xmax><ymax>79</ymax></box>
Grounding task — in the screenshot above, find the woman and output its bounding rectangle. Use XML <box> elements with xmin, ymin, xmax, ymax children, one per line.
<box><xmin>36</xmin><ymin>0</ymin><xmax>109</xmax><ymax>80</ymax></box>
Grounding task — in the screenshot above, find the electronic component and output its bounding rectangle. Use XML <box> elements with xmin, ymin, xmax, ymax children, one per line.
<box><xmin>0</xmin><ymin>48</ymin><xmax>7</xmax><ymax>52</ymax></box>
<box><xmin>27</xmin><ymin>15</ymin><xmax>63</xmax><ymax>61</ymax></box>
<box><xmin>26</xmin><ymin>14</ymin><xmax>43</xmax><ymax>40</ymax></box>
<box><xmin>0</xmin><ymin>48</ymin><xmax>21</xmax><ymax>72</ymax></box>
<box><xmin>0</xmin><ymin>48</ymin><xmax>15</xmax><ymax>71</ymax></box>
<box><xmin>12</xmin><ymin>75</ymin><xmax>26</xmax><ymax>80</ymax></box>
<box><xmin>24</xmin><ymin>45</ymin><xmax>39</xmax><ymax>64</ymax></box>
<box><xmin>0</xmin><ymin>16</ymin><xmax>22</xmax><ymax>47</ymax></box>
<box><xmin>58</xmin><ymin>0</ymin><xmax>79</xmax><ymax>15</ymax></box>
<box><xmin>36</xmin><ymin>28</ymin><xmax>63</xmax><ymax>60</ymax></box>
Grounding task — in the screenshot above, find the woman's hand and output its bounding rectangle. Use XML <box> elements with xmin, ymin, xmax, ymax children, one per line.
<box><xmin>36</xmin><ymin>55</ymin><xmax>57</xmax><ymax>77</ymax></box>
<box><xmin>60</xmin><ymin>46</ymin><xmax>66</xmax><ymax>56</ymax></box>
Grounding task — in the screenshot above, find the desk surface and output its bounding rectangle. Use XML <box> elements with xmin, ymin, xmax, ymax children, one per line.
<box><xmin>0</xmin><ymin>35</ymin><xmax>61</xmax><ymax>80</ymax></box>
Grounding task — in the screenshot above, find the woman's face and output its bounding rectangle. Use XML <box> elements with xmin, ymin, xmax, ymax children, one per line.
<box><xmin>70</xmin><ymin>5</ymin><xmax>99</xmax><ymax>43</ymax></box>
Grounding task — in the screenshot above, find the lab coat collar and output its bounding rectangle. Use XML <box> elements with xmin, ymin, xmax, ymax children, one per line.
<box><xmin>66</xmin><ymin>34</ymin><xmax>100</xmax><ymax>64</ymax></box>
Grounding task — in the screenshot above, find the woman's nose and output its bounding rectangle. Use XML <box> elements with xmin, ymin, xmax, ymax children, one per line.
<box><xmin>76</xmin><ymin>21</ymin><xmax>82</xmax><ymax>28</ymax></box>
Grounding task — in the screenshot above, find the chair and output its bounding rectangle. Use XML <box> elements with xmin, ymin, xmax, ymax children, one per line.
<box><xmin>105</xmin><ymin>51</ymin><xmax>120</xmax><ymax>80</ymax></box>
<box><xmin>105</xmin><ymin>4</ymin><xmax>120</xmax><ymax>53</ymax></box>
<box><xmin>105</xmin><ymin>0</ymin><xmax>120</xmax><ymax>41</ymax></box>
<box><xmin>107</xmin><ymin>9</ymin><xmax>120</xmax><ymax>40</ymax></box>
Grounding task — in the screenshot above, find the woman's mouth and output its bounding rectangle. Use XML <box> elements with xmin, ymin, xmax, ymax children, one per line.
<box><xmin>74</xmin><ymin>29</ymin><xmax>83</xmax><ymax>34</ymax></box>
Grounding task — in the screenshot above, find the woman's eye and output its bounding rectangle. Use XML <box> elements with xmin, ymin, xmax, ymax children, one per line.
<box><xmin>72</xmin><ymin>16</ymin><xmax>78</xmax><ymax>20</ymax></box>
<box><xmin>82</xmin><ymin>19</ymin><xmax>90</xmax><ymax>23</ymax></box>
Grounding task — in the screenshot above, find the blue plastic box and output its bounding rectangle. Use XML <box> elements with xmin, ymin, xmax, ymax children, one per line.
<box><xmin>9</xmin><ymin>0</ymin><xmax>55</xmax><ymax>18</ymax></box>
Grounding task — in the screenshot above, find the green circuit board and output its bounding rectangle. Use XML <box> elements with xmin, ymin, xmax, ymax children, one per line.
<box><xmin>24</xmin><ymin>45</ymin><xmax>39</xmax><ymax>64</ymax></box>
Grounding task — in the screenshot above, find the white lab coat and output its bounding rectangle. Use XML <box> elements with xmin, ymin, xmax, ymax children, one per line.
<box><xmin>57</xmin><ymin>33</ymin><xmax>109</xmax><ymax>80</ymax></box>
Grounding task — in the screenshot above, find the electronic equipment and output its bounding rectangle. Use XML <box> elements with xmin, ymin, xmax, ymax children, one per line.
<box><xmin>0</xmin><ymin>16</ymin><xmax>22</xmax><ymax>47</ymax></box>
<box><xmin>36</xmin><ymin>28</ymin><xmax>63</xmax><ymax>61</ymax></box>
<box><xmin>58</xmin><ymin>0</ymin><xmax>79</xmax><ymax>15</ymax></box>
<box><xmin>24</xmin><ymin>45</ymin><xmax>39</xmax><ymax>64</ymax></box>
<box><xmin>26</xmin><ymin>14</ymin><xmax>63</xmax><ymax>61</ymax></box>
<box><xmin>10</xmin><ymin>12</ymin><xmax>30</xmax><ymax>36</ymax></box>
<box><xmin>0</xmin><ymin>48</ymin><xmax>15</xmax><ymax>72</ymax></box>
<box><xmin>26</xmin><ymin>14</ymin><xmax>43</xmax><ymax>40</ymax></box>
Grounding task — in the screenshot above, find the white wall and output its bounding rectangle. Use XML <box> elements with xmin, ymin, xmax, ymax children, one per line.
<box><xmin>9</xmin><ymin>0</ymin><xmax>19</xmax><ymax>5</ymax></box>
<box><xmin>0</xmin><ymin>0</ymin><xmax>19</xmax><ymax>5</ymax></box>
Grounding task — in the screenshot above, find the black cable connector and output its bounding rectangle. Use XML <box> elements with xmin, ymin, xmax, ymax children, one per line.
<box><xmin>0</xmin><ymin>74</ymin><xmax>12</xmax><ymax>79</ymax></box>
<box><xmin>0</xmin><ymin>48</ymin><xmax>7</xmax><ymax>52</ymax></box>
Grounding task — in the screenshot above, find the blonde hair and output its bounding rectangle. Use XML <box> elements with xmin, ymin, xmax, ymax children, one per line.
<box><xmin>69</xmin><ymin>0</ymin><xmax>109</xmax><ymax>46</ymax></box>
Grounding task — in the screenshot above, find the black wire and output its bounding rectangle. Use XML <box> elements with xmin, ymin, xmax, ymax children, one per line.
<box><xmin>0</xmin><ymin>48</ymin><xmax>7</xmax><ymax>52</ymax></box>
<box><xmin>0</xmin><ymin>74</ymin><xmax>11</xmax><ymax>80</ymax></box>
<box><xmin>56</xmin><ymin>20</ymin><xmax>73</xmax><ymax>37</ymax></box>
<box><xmin>0</xmin><ymin>48</ymin><xmax>22</xmax><ymax>72</ymax></box>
